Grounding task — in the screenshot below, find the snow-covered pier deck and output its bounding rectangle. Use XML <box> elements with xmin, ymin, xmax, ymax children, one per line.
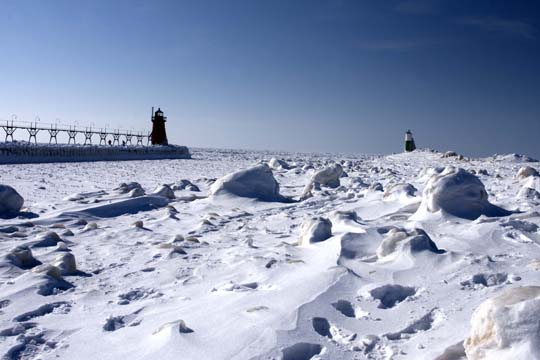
<box><xmin>0</xmin><ymin>142</ymin><xmax>191</xmax><ymax>164</ymax></box>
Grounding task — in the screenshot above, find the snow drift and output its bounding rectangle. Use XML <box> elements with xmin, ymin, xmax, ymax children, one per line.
<box><xmin>383</xmin><ymin>183</ymin><xmax>417</xmax><ymax>201</ymax></box>
<box><xmin>61</xmin><ymin>196</ymin><xmax>170</xmax><ymax>218</ymax></box>
<box><xmin>412</xmin><ymin>167</ymin><xmax>511</xmax><ymax>220</ymax></box>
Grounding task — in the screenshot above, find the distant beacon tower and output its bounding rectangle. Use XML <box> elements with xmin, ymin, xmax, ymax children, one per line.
<box><xmin>150</xmin><ymin>107</ymin><xmax>168</xmax><ymax>145</ymax></box>
<box><xmin>405</xmin><ymin>130</ymin><xmax>416</xmax><ymax>152</ymax></box>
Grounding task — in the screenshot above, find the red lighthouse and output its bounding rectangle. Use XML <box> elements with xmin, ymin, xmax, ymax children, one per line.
<box><xmin>150</xmin><ymin>107</ymin><xmax>168</xmax><ymax>145</ymax></box>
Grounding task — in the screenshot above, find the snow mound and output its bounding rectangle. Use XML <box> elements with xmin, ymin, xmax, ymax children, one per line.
<box><xmin>493</xmin><ymin>153</ymin><xmax>538</xmax><ymax>163</ymax></box>
<box><xmin>298</xmin><ymin>217</ymin><xmax>332</xmax><ymax>245</ymax></box>
<box><xmin>311</xmin><ymin>164</ymin><xmax>343</xmax><ymax>188</ymax></box>
<box><xmin>0</xmin><ymin>184</ymin><xmax>24</xmax><ymax>216</ymax></box>
<box><xmin>115</xmin><ymin>182</ymin><xmax>144</xmax><ymax>194</ymax></box>
<box><xmin>348</xmin><ymin>177</ymin><xmax>369</xmax><ymax>189</ymax></box>
<box><xmin>53</xmin><ymin>253</ymin><xmax>77</xmax><ymax>275</ymax></box>
<box><xmin>172</xmin><ymin>180</ymin><xmax>200</xmax><ymax>192</ymax></box>
<box><xmin>517</xmin><ymin>187</ymin><xmax>540</xmax><ymax>201</ymax></box>
<box><xmin>32</xmin><ymin>264</ymin><xmax>63</xmax><ymax>280</ymax></box>
<box><xmin>369</xmin><ymin>182</ymin><xmax>383</xmax><ymax>192</ymax></box>
<box><xmin>412</xmin><ymin>167</ymin><xmax>511</xmax><ymax>220</ymax></box>
<box><xmin>383</xmin><ymin>183</ymin><xmax>417</xmax><ymax>201</ymax></box>
<box><xmin>330</xmin><ymin>210</ymin><xmax>365</xmax><ymax>233</ymax></box>
<box><xmin>152</xmin><ymin>184</ymin><xmax>175</xmax><ymax>199</ymax></box>
<box><xmin>464</xmin><ymin>286</ymin><xmax>540</xmax><ymax>360</ymax></box>
<box><xmin>516</xmin><ymin>166</ymin><xmax>539</xmax><ymax>180</ymax></box>
<box><xmin>301</xmin><ymin>163</ymin><xmax>344</xmax><ymax>198</ymax></box>
<box><xmin>129</xmin><ymin>187</ymin><xmax>145</xmax><ymax>198</ymax></box>
<box><xmin>6</xmin><ymin>246</ymin><xmax>40</xmax><ymax>269</ymax></box>
<box><xmin>268</xmin><ymin>158</ymin><xmax>291</xmax><ymax>170</ymax></box>
<box><xmin>153</xmin><ymin>320</ymin><xmax>194</xmax><ymax>336</ymax></box>
<box><xmin>442</xmin><ymin>151</ymin><xmax>459</xmax><ymax>158</ymax></box>
<box><xmin>460</xmin><ymin>273</ymin><xmax>510</xmax><ymax>289</ymax></box>
<box><xmin>32</xmin><ymin>231</ymin><xmax>63</xmax><ymax>248</ymax></box>
<box><xmin>376</xmin><ymin>228</ymin><xmax>443</xmax><ymax>259</ymax></box>
<box><xmin>418</xmin><ymin>167</ymin><xmax>444</xmax><ymax>183</ymax></box>
<box><xmin>210</xmin><ymin>164</ymin><xmax>287</xmax><ymax>202</ymax></box>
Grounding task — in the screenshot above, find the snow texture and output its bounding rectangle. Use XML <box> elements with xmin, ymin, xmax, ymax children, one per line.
<box><xmin>0</xmin><ymin>148</ymin><xmax>539</xmax><ymax>360</ymax></box>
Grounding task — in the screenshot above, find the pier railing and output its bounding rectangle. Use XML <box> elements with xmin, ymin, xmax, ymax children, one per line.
<box><xmin>1</xmin><ymin>118</ymin><xmax>151</xmax><ymax>146</ymax></box>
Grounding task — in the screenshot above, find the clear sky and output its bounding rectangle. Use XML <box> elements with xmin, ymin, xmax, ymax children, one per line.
<box><xmin>1</xmin><ymin>0</ymin><xmax>539</xmax><ymax>158</ymax></box>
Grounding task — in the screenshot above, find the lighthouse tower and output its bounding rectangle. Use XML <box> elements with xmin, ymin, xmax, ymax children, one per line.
<box><xmin>150</xmin><ymin>107</ymin><xmax>168</xmax><ymax>145</ymax></box>
<box><xmin>405</xmin><ymin>130</ymin><xmax>416</xmax><ymax>152</ymax></box>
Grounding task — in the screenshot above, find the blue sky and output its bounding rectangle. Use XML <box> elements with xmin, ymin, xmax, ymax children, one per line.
<box><xmin>1</xmin><ymin>0</ymin><xmax>539</xmax><ymax>157</ymax></box>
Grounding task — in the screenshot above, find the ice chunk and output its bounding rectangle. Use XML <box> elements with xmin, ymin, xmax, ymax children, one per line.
<box><xmin>412</xmin><ymin>167</ymin><xmax>511</xmax><ymax>220</ymax></box>
<box><xmin>6</xmin><ymin>246</ymin><xmax>40</xmax><ymax>269</ymax></box>
<box><xmin>172</xmin><ymin>180</ymin><xmax>200</xmax><ymax>192</ymax></box>
<box><xmin>311</xmin><ymin>164</ymin><xmax>343</xmax><ymax>188</ymax></box>
<box><xmin>152</xmin><ymin>184</ymin><xmax>175</xmax><ymax>199</ymax></box>
<box><xmin>298</xmin><ymin>217</ymin><xmax>332</xmax><ymax>245</ymax></box>
<box><xmin>53</xmin><ymin>252</ymin><xmax>77</xmax><ymax>275</ymax></box>
<box><xmin>0</xmin><ymin>184</ymin><xmax>24</xmax><ymax>216</ymax></box>
<box><xmin>129</xmin><ymin>187</ymin><xmax>145</xmax><ymax>198</ymax></box>
<box><xmin>516</xmin><ymin>166</ymin><xmax>539</xmax><ymax>180</ymax></box>
<box><xmin>442</xmin><ymin>151</ymin><xmax>458</xmax><ymax>158</ymax></box>
<box><xmin>268</xmin><ymin>158</ymin><xmax>291</xmax><ymax>170</ymax></box>
<box><xmin>464</xmin><ymin>286</ymin><xmax>540</xmax><ymax>360</ymax></box>
<box><xmin>115</xmin><ymin>182</ymin><xmax>144</xmax><ymax>194</ymax></box>
<box><xmin>517</xmin><ymin>187</ymin><xmax>540</xmax><ymax>201</ymax></box>
<box><xmin>32</xmin><ymin>264</ymin><xmax>63</xmax><ymax>280</ymax></box>
<box><xmin>32</xmin><ymin>231</ymin><xmax>62</xmax><ymax>247</ymax></box>
<box><xmin>376</xmin><ymin>228</ymin><xmax>443</xmax><ymax>258</ymax></box>
<box><xmin>211</xmin><ymin>164</ymin><xmax>287</xmax><ymax>202</ymax></box>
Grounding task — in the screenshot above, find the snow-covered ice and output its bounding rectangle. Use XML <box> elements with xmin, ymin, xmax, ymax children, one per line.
<box><xmin>0</xmin><ymin>148</ymin><xmax>539</xmax><ymax>359</ymax></box>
